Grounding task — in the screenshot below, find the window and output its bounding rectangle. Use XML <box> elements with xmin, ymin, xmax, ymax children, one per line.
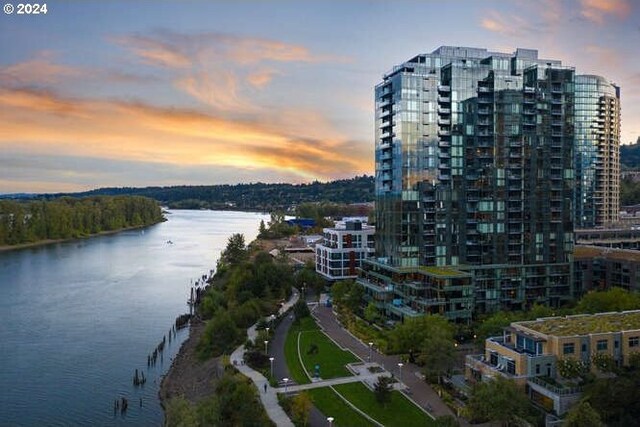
<box><xmin>535</xmin><ymin>364</ymin><xmax>540</xmax><ymax>375</ymax></box>
<box><xmin>597</xmin><ymin>340</ymin><xmax>608</xmax><ymax>351</ymax></box>
<box><xmin>563</xmin><ymin>343</ymin><xmax>575</xmax><ymax>355</ymax></box>
<box><xmin>581</xmin><ymin>343</ymin><xmax>587</xmax><ymax>352</ymax></box>
<box><xmin>630</xmin><ymin>336</ymin><xmax>640</xmax><ymax>348</ymax></box>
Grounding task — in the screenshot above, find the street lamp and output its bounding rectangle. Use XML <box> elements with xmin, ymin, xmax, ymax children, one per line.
<box><xmin>368</xmin><ymin>342</ymin><xmax>373</xmax><ymax>362</ymax></box>
<box><xmin>283</xmin><ymin>377</ymin><xmax>289</xmax><ymax>393</ymax></box>
<box><xmin>398</xmin><ymin>362</ymin><xmax>404</xmax><ymax>382</ymax></box>
<box><xmin>264</xmin><ymin>340</ymin><xmax>269</xmax><ymax>354</ymax></box>
<box><xmin>327</xmin><ymin>416</ymin><xmax>334</xmax><ymax>426</ymax></box>
<box><xmin>269</xmin><ymin>357</ymin><xmax>275</xmax><ymax>378</ymax></box>
<box><xmin>266</xmin><ymin>327</ymin><xmax>270</xmax><ymax>337</ymax></box>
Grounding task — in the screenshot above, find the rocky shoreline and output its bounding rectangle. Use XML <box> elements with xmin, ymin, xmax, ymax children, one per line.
<box><xmin>158</xmin><ymin>319</ymin><xmax>223</xmax><ymax>408</ymax></box>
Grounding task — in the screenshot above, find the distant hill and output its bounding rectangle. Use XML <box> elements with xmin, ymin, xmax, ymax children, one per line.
<box><xmin>621</xmin><ymin>138</ymin><xmax>640</xmax><ymax>170</ymax></box>
<box><xmin>15</xmin><ymin>175</ymin><xmax>375</xmax><ymax>211</ymax></box>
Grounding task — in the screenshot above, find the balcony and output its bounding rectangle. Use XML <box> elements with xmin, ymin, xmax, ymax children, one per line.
<box><xmin>478</xmin><ymin>108</ymin><xmax>490</xmax><ymax>115</ymax></box>
<box><xmin>438</xmin><ymin>107</ymin><xmax>451</xmax><ymax>114</ymax></box>
<box><xmin>438</xmin><ymin>118</ymin><xmax>451</xmax><ymax>125</ymax></box>
<box><xmin>438</xmin><ymin>85</ymin><xmax>451</xmax><ymax>92</ymax></box>
<box><xmin>438</xmin><ymin>96</ymin><xmax>451</xmax><ymax>103</ymax></box>
<box><xmin>438</xmin><ymin>129</ymin><xmax>451</xmax><ymax>137</ymax></box>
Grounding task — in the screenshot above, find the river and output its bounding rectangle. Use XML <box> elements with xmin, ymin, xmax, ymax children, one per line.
<box><xmin>0</xmin><ymin>210</ymin><xmax>268</xmax><ymax>426</ymax></box>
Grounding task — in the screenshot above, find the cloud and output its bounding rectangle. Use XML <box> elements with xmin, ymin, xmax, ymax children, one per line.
<box><xmin>0</xmin><ymin>51</ymin><xmax>80</xmax><ymax>86</ymax></box>
<box><xmin>111</xmin><ymin>33</ymin><xmax>192</xmax><ymax>68</ymax></box>
<box><xmin>112</xmin><ymin>30</ymin><xmax>347</xmax><ymax>111</ymax></box>
<box><xmin>479</xmin><ymin>11</ymin><xmax>536</xmax><ymax>38</ymax></box>
<box><xmin>580</xmin><ymin>0</ymin><xmax>631</xmax><ymax>23</ymax></box>
<box><xmin>247</xmin><ymin>69</ymin><xmax>278</xmax><ymax>89</ymax></box>
<box><xmin>0</xmin><ymin>88</ymin><xmax>372</xmax><ymax>187</ymax></box>
<box><xmin>0</xmin><ymin>152</ymin><xmax>321</xmax><ymax>193</ymax></box>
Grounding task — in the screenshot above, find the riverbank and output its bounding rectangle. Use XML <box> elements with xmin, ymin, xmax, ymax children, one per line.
<box><xmin>158</xmin><ymin>319</ymin><xmax>223</xmax><ymax>406</ymax></box>
<box><xmin>0</xmin><ymin>220</ymin><xmax>165</xmax><ymax>253</ymax></box>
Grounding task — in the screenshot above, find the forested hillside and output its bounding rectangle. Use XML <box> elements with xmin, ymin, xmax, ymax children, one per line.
<box><xmin>621</xmin><ymin>139</ymin><xmax>640</xmax><ymax>169</ymax></box>
<box><xmin>38</xmin><ymin>175</ymin><xmax>375</xmax><ymax>211</ymax></box>
<box><xmin>0</xmin><ymin>196</ymin><xmax>163</xmax><ymax>246</ymax></box>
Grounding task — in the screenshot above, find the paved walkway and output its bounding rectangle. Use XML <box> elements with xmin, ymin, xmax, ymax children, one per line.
<box><xmin>284</xmin><ymin>372</ymin><xmax>390</xmax><ymax>393</ymax></box>
<box><xmin>230</xmin><ymin>288</ymin><xmax>300</xmax><ymax>427</ymax></box>
<box><xmin>312</xmin><ymin>304</ymin><xmax>465</xmax><ymax>422</ymax></box>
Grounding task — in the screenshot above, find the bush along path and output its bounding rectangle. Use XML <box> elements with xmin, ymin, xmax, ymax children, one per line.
<box><xmin>229</xmin><ymin>288</ymin><xmax>301</xmax><ymax>427</ymax></box>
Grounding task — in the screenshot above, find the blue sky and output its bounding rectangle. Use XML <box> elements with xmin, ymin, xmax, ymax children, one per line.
<box><xmin>1</xmin><ymin>0</ymin><xmax>638</xmax><ymax>193</ymax></box>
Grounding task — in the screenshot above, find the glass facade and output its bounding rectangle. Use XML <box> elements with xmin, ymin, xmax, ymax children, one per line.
<box><xmin>365</xmin><ymin>46</ymin><xmax>594</xmax><ymax>321</ymax></box>
<box><xmin>574</xmin><ymin>75</ymin><xmax>620</xmax><ymax>228</ymax></box>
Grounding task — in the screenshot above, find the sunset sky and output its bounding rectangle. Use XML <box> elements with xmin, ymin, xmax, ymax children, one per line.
<box><xmin>1</xmin><ymin>0</ymin><xmax>638</xmax><ymax>193</ymax></box>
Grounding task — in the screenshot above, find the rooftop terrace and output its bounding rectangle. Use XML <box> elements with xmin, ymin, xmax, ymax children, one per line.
<box><xmin>517</xmin><ymin>310</ymin><xmax>640</xmax><ymax>336</ymax></box>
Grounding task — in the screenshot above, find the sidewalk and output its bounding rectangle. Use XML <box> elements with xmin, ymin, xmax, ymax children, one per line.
<box><xmin>229</xmin><ymin>288</ymin><xmax>300</xmax><ymax>427</ymax></box>
<box><xmin>312</xmin><ymin>304</ymin><xmax>464</xmax><ymax>422</ymax></box>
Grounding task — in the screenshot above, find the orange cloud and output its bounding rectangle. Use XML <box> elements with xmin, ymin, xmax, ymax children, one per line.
<box><xmin>112</xmin><ymin>30</ymin><xmax>347</xmax><ymax>111</ymax></box>
<box><xmin>580</xmin><ymin>0</ymin><xmax>631</xmax><ymax>23</ymax></box>
<box><xmin>479</xmin><ymin>11</ymin><xmax>534</xmax><ymax>38</ymax></box>
<box><xmin>0</xmin><ymin>88</ymin><xmax>372</xmax><ymax>181</ymax></box>
<box><xmin>247</xmin><ymin>69</ymin><xmax>278</xmax><ymax>89</ymax></box>
<box><xmin>0</xmin><ymin>51</ymin><xmax>80</xmax><ymax>86</ymax></box>
<box><xmin>111</xmin><ymin>34</ymin><xmax>192</xmax><ymax>68</ymax></box>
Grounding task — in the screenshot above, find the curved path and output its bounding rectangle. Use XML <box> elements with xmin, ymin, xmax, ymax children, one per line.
<box><xmin>312</xmin><ymin>303</ymin><xmax>463</xmax><ymax>422</ymax></box>
<box><xmin>230</xmin><ymin>289</ymin><xmax>300</xmax><ymax>427</ymax></box>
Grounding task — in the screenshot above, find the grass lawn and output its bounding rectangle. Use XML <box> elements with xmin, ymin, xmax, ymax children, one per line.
<box><xmin>334</xmin><ymin>382</ymin><xmax>435</xmax><ymax>427</ymax></box>
<box><xmin>284</xmin><ymin>317</ymin><xmax>319</xmax><ymax>384</ymax></box>
<box><xmin>299</xmin><ymin>329</ymin><xmax>358</xmax><ymax>380</ymax></box>
<box><xmin>307</xmin><ymin>387</ymin><xmax>373</xmax><ymax>427</ymax></box>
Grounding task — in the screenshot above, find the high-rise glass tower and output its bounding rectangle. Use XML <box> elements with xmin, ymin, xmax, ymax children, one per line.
<box><xmin>574</xmin><ymin>75</ymin><xmax>620</xmax><ymax>228</ymax></box>
<box><xmin>361</xmin><ymin>47</ymin><xmax>580</xmax><ymax>321</ymax></box>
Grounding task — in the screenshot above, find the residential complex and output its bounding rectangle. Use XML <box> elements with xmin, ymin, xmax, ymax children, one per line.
<box><xmin>361</xmin><ymin>46</ymin><xmax>581</xmax><ymax>321</ymax></box>
<box><xmin>466</xmin><ymin>310</ymin><xmax>640</xmax><ymax>414</ymax></box>
<box><xmin>315</xmin><ymin>220</ymin><xmax>375</xmax><ymax>281</ymax></box>
<box><xmin>574</xmin><ymin>75</ymin><xmax>621</xmax><ymax>228</ymax></box>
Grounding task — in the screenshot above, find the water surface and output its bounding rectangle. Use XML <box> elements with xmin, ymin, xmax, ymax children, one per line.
<box><xmin>0</xmin><ymin>210</ymin><xmax>267</xmax><ymax>426</ymax></box>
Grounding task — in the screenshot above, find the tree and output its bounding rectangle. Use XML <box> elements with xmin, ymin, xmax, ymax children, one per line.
<box><xmin>197</xmin><ymin>310</ymin><xmax>240</xmax><ymax>359</ymax></box>
<box><xmin>418</xmin><ymin>315</ymin><xmax>456</xmax><ymax>383</ymax></box>
<box><xmin>591</xmin><ymin>353</ymin><xmax>616</xmax><ymax>373</ymax></box>
<box><xmin>331</xmin><ymin>280</ymin><xmax>363</xmax><ymax>313</ymax></box>
<box><xmin>258</xmin><ymin>219</ymin><xmax>267</xmax><ymax>238</ymax></box>
<box><xmin>165</xmin><ymin>396</ymin><xmax>198</xmax><ymax>427</ymax></box>
<box><xmin>564</xmin><ymin>401</ymin><xmax>604</xmax><ymax>427</ymax></box>
<box><xmin>557</xmin><ymin>358</ymin><xmax>588</xmax><ymax>379</ymax></box>
<box><xmin>373</xmin><ymin>375</ymin><xmax>393</xmax><ymax>406</ymax></box>
<box><xmin>290</xmin><ymin>392</ymin><xmax>312</xmax><ymax>426</ymax></box>
<box><xmin>293</xmin><ymin>299</ymin><xmax>310</xmax><ymax>322</ymax></box>
<box><xmin>364</xmin><ymin>301</ymin><xmax>381</xmax><ymax>324</ymax></box>
<box><xmin>575</xmin><ymin>287</ymin><xmax>640</xmax><ymax>314</ymax></box>
<box><xmin>219</xmin><ymin>233</ymin><xmax>248</xmax><ymax>267</ymax></box>
<box><xmin>467</xmin><ymin>377</ymin><xmax>531</xmax><ymax>425</ymax></box>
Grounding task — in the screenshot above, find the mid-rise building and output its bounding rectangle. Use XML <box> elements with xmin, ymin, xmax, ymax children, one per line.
<box><xmin>574</xmin><ymin>245</ymin><xmax>640</xmax><ymax>295</ymax></box>
<box><xmin>574</xmin><ymin>75</ymin><xmax>621</xmax><ymax>228</ymax></box>
<box><xmin>316</xmin><ymin>220</ymin><xmax>375</xmax><ymax>281</ymax></box>
<box><xmin>361</xmin><ymin>46</ymin><xmax>579</xmax><ymax>321</ymax></box>
<box><xmin>466</xmin><ymin>311</ymin><xmax>640</xmax><ymax>414</ymax></box>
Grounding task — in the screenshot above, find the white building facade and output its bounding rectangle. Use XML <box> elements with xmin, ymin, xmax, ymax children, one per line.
<box><xmin>315</xmin><ymin>221</ymin><xmax>375</xmax><ymax>281</ymax></box>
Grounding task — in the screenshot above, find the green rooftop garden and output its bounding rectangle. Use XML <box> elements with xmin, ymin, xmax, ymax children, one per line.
<box><xmin>419</xmin><ymin>266</ymin><xmax>471</xmax><ymax>278</ymax></box>
<box><xmin>519</xmin><ymin>310</ymin><xmax>640</xmax><ymax>336</ymax></box>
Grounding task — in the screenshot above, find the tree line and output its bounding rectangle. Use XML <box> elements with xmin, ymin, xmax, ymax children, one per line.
<box><xmin>32</xmin><ymin>175</ymin><xmax>375</xmax><ymax>212</ymax></box>
<box><xmin>0</xmin><ymin>196</ymin><xmax>163</xmax><ymax>246</ymax></box>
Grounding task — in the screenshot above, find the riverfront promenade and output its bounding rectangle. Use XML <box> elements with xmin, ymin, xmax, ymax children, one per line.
<box><xmin>230</xmin><ymin>288</ymin><xmax>300</xmax><ymax>427</ymax></box>
<box><xmin>233</xmin><ymin>288</ymin><xmax>469</xmax><ymax>426</ymax></box>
